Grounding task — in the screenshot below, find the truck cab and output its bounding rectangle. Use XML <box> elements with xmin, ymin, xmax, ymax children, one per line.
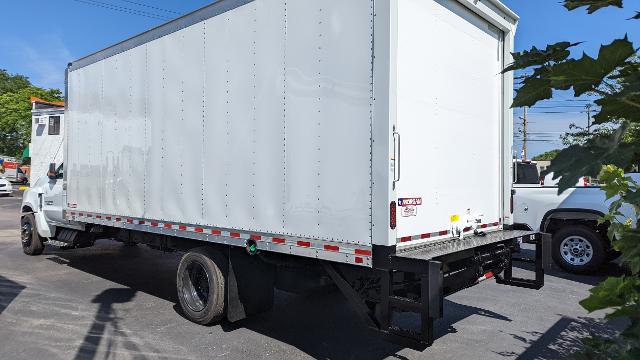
<box><xmin>20</xmin><ymin>163</ymin><xmax>88</xmax><ymax>255</ymax></box>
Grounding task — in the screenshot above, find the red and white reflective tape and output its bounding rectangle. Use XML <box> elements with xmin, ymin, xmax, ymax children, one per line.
<box><xmin>65</xmin><ymin>211</ymin><xmax>373</xmax><ymax>266</ymax></box>
<box><xmin>397</xmin><ymin>220</ymin><xmax>502</xmax><ymax>244</ymax></box>
<box><xmin>399</xmin><ymin>229</ymin><xmax>451</xmax><ymax>243</ymax></box>
<box><xmin>477</xmin><ymin>271</ymin><xmax>494</xmax><ymax>283</ymax></box>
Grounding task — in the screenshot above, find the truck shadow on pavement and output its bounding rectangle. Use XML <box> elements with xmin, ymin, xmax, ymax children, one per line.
<box><xmin>515</xmin><ymin>248</ymin><xmax>624</xmax><ymax>286</ymax></box>
<box><xmin>0</xmin><ymin>275</ymin><xmax>26</xmax><ymax>315</ymax></box>
<box><xmin>46</xmin><ymin>241</ymin><xmax>180</xmax><ymax>302</ymax></box>
<box><xmin>44</xmin><ymin>240</ymin><xmax>513</xmax><ymax>358</ymax></box>
<box><xmin>224</xmin><ymin>296</ymin><xmax>510</xmax><ymax>359</ymax></box>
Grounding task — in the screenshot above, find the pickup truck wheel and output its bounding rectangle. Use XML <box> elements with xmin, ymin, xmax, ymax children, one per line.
<box><xmin>21</xmin><ymin>214</ymin><xmax>44</xmax><ymax>256</ymax></box>
<box><xmin>176</xmin><ymin>247</ymin><xmax>226</xmax><ymax>325</ymax></box>
<box><xmin>552</xmin><ymin>225</ymin><xmax>605</xmax><ymax>274</ymax></box>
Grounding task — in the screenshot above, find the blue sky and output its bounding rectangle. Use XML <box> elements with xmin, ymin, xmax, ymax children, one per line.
<box><xmin>1</xmin><ymin>0</ymin><xmax>638</xmax><ymax>157</ymax></box>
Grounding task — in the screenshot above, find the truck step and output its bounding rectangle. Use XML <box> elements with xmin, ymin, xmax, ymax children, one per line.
<box><xmin>56</xmin><ymin>228</ymin><xmax>78</xmax><ymax>244</ymax></box>
<box><xmin>46</xmin><ymin>239</ymin><xmax>75</xmax><ymax>249</ymax></box>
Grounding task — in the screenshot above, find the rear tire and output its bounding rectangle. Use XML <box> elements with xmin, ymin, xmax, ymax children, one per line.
<box><xmin>552</xmin><ymin>225</ymin><xmax>605</xmax><ymax>274</ymax></box>
<box><xmin>176</xmin><ymin>247</ymin><xmax>226</xmax><ymax>325</ymax></box>
<box><xmin>21</xmin><ymin>214</ymin><xmax>44</xmax><ymax>256</ymax></box>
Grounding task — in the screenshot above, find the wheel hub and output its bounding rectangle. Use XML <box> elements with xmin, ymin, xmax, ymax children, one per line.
<box><xmin>182</xmin><ymin>261</ymin><xmax>211</xmax><ymax>312</ymax></box>
<box><xmin>21</xmin><ymin>222</ymin><xmax>32</xmax><ymax>246</ymax></box>
<box><xmin>560</xmin><ymin>235</ymin><xmax>593</xmax><ymax>266</ymax></box>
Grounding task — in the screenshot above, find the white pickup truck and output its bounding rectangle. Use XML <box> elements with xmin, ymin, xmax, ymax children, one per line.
<box><xmin>513</xmin><ymin>161</ymin><xmax>637</xmax><ymax>274</ymax></box>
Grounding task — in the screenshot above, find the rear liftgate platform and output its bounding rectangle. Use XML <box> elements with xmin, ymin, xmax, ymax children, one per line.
<box><xmin>324</xmin><ymin>230</ymin><xmax>552</xmax><ymax>350</ymax></box>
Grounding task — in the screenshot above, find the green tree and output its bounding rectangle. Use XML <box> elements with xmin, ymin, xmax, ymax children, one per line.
<box><xmin>532</xmin><ymin>149</ymin><xmax>562</xmax><ymax>161</ymax></box>
<box><xmin>0</xmin><ymin>71</ymin><xmax>62</xmax><ymax>157</ymax></box>
<box><xmin>504</xmin><ymin>1</ymin><xmax>640</xmax><ymax>357</ymax></box>
<box><xmin>0</xmin><ymin>69</ymin><xmax>31</xmax><ymax>96</ymax></box>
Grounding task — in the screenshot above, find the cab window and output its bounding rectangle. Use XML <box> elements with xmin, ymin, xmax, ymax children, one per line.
<box><xmin>515</xmin><ymin>163</ymin><xmax>540</xmax><ymax>184</ymax></box>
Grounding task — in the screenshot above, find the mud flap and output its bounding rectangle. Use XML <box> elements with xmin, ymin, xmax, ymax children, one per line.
<box><xmin>226</xmin><ymin>247</ymin><xmax>275</xmax><ymax>322</ymax></box>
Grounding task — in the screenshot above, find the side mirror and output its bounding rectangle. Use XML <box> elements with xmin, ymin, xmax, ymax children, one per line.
<box><xmin>47</xmin><ymin>163</ymin><xmax>57</xmax><ymax>179</ymax></box>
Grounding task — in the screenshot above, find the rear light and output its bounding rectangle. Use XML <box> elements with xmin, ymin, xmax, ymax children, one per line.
<box><xmin>539</xmin><ymin>175</ymin><xmax>545</xmax><ymax>186</ymax></box>
<box><xmin>583</xmin><ymin>177</ymin><xmax>589</xmax><ymax>187</ymax></box>
<box><xmin>390</xmin><ymin>201</ymin><xmax>397</xmax><ymax>229</ymax></box>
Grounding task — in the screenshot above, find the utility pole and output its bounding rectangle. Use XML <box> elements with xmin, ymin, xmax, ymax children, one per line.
<box><xmin>521</xmin><ymin>106</ymin><xmax>528</xmax><ymax>161</ymax></box>
<box><xmin>586</xmin><ymin>103</ymin><xmax>592</xmax><ymax>133</ymax></box>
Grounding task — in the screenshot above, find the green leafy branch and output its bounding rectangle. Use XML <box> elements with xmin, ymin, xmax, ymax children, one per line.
<box><xmin>505</xmin><ymin>33</ymin><xmax>639</xmax><ymax>191</ymax></box>
<box><xmin>503</xmin><ymin>1</ymin><xmax>640</xmax><ymax>358</ymax></box>
<box><xmin>564</xmin><ymin>0</ymin><xmax>623</xmax><ymax>14</ymax></box>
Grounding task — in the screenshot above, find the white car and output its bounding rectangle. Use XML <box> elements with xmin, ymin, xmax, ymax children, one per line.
<box><xmin>0</xmin><ymin>176</ymin><xmax>13</xmax><ymax>196</ymax></box>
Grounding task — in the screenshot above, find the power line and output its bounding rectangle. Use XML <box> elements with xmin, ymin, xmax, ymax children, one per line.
<box><xmin>512</xmin><ymin>139</ymin><xmax>561</xmax><ymax>144</ymax></box>
<box><xmin>117</xmin><ymin>0</ymin><xmax>182</xmax><ymax>15</ymax></box>
<box><xmin>530</xmin><ymin>105</ymin><xmax>593</xmax><ymax>109</ymax></box>
<box><xmin>526</xmin><ymin>111</ymin><xmax>594</xmax><ymax>114</ymax></box>
<box><xmin>542</xmin><ymin>99</ymin><xmax>593</xmax><ymax>103</ymax></box>
<box><xmin>524</xmin><ymin>132</ymin><xmax>566</xmax><ymax>134</ymax></box>
<box><xmin>513</xmin><ymin>136</ymin><xmax>560</xmax><ymax>138</ymax></box>
<box><xmin>586</xmin><ymin>103</ymin><xmax>593</xmax><ymax>133</ymax></box>
<box><xmin>71</xmin><ymin>0</ymin><xmax>169</xmax><ymax>20</ymax></box>
<box><xmin>70</xmin><ymin>0</ymin><xmax>172</xmax><ymax>21</ymax></box>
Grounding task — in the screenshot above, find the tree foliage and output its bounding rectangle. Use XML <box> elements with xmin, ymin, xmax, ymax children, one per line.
<box><xmin>532</xmin><ymin>149</ymin><xmax>562</xmax><ymax>161</ymax></box>
<box><xmin>0</xmin><ymin>69</ymin><xmax>31</xmax><ymax>96</ymax></box>
<box><xmin>0</xmin><ymin>71</ymin><xmax>62</xmax><ymax>157</ymax></box>
<box><xmin>504</xmin><ymin>0</ymin><xmax>640</xmax><ymax>357</ymax></box>
<box><xmin>564</xmin><ymin>0</ymin><xmax>623</xmax><ymax>14</ymax></box>
<box><xmin>573</xmin><ymin>166</ymin><xmax>640</xmax><ymax>359</ymax></box>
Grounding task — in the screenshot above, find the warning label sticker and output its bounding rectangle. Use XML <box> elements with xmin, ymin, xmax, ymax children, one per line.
<box><xmin>402</xmin><ymin>205</ymin><xmax>417</xmax><ymax>217</ymax></box>
<box><xmin>398</xmin><ymin>198</ymin><xmax>422</xmax><ymax>207</ymax></box>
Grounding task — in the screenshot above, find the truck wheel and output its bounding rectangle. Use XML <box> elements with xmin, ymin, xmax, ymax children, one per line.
<box><xmin>21</xmin><ymin>214</ymin><xmax>44</xmax><ymax>256</ymax></box>
<box><xmin>552</xmin><ymin>225</ymin><xmax>605</xmax><ymax>274</ymax></box>
<box><xmin>176</xmin><ymin>247</ymin><xmax>226</xmax><ymax>325</ymax></box>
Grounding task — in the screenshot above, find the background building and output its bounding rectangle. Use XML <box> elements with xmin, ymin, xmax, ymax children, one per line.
<box><xmin>29</xmin><ymin>97</ymin><xmax>64</xmax><ymax>183</ymax></box>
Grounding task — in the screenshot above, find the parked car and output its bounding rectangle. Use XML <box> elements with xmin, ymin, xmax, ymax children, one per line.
<box><xmin>513</xmin><ymin>162</ymin><xmax>636</xmax><ymax>274</ymax></box>
<box><xmin>14</xmin><ymin>168</ymin><xmax>28</xmax><ymax>184</ymax></box>
<box><xmin>0</xmin><ymin>176</ymin><xmax>13</xmax><ymax>196</ymax></box>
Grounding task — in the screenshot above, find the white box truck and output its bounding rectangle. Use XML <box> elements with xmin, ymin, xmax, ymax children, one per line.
<box><xmin>20</xmin><ymin>0</ymin><xmax>550</xmax><ymax>348</ymax></box>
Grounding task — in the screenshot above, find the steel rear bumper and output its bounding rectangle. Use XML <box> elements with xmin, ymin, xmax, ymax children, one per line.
<box><xmin>372</xmin><ymin>230</ymin><xmax>551</xmax><ymax>349</ymax></box>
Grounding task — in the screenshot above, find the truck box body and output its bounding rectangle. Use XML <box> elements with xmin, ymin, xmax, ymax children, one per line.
<box><xmin>65</xmin><ymin>0</ymin><xmax>518</xmax><ymax>267</ymax></box>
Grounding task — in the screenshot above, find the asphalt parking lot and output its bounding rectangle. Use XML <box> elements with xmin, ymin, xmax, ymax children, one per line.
<box><xmin>0</xmin><ymin>191</ymin><xmax>623</xmax><ymax>359</ymax></box>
